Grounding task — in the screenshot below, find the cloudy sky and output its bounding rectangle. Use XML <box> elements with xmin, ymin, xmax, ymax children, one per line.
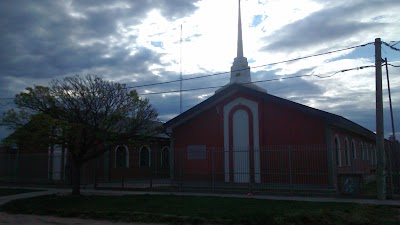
<box><xmin>1</xmin><ymin>0</ymin><xmax>400</xmax><ymax>140</ymax></box>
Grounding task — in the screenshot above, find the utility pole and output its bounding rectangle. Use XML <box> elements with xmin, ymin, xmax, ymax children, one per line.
<box><xmin>375</xmin><ymin>38</ymin><xmax>386</xmax><ymax>200</ymax></box>
<box><xmin>385</xmin><ymin>57</ymin><xmax>395</xmax><ymax>199</ymax></box>
<box><xmin>179</xmin><ymin>24</ymin><xmax>183</xmax><ymax>114</ymax></box>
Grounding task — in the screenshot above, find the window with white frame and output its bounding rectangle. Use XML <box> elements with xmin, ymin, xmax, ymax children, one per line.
<box><xmin>361</xmin><ymin>142</ymin><xmax>365</xmax><ymax>160</ymax></box>
<box><xmin>369</xmin><ymin>145</ymin><xmax>373</xmax><ymax>163</ymax></box>
<box><xmin>115</xmin><ymin>145</ymin><xmax>129</xmax><ymax>168</ymax></box>
<box><xmin>140</xmin><ymin>146</ymin><xmax>151</xmax><ymax>167</ymax></box>
<box><xmin>351</xmin><ymin>140</ymin><xmax>356</xmax><ymax>159</ymax></box>
<box><xmin>334</xmin><ymin>136</ymin><xmax>341</xmax><ymax>166</ymax></box>
<box><xmin>161</xmin><ymin>146</ymin><xmax>170</xmax><ymax>169</ymax></box>
<box><xmin>344</xmin><ymin>138</ymin><xmax>350</xmax><ymax>166</ymax></box>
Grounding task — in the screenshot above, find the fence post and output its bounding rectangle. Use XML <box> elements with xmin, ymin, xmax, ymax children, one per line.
<box><xmin>249</xmin><ymin>146</ymin><xmax>253</xmax><ymax>194</ymax></box>
<box><xmin>94</xmin><ymin>157</ymin><xmax>97</xmax><ymax>189</ymax></box>
<box><xmin>180</xmin><ymin>149</ymin><xmax>183</xmax><ymax>191</ymax></box>
<box><xmin>150</xmin><ymin>165</ymin><xmax>153</xmax><ymax>190</ymax></box>
<box><xmin>289</xmin><ymin>145</ymin><xmax>293</xmax><ymax>195</ymax></box>
<box><xmin>387</xmin><ymin>143</ymin><xmax>394</xmax><ymax>199</ymax></box>
<box><xmin>211</xmin><ymin>147</ymin><xmax>215</xmax><ymax>192</ymax></box>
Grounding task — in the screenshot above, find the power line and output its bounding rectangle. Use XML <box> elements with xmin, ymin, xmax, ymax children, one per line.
<box><xmin>138</xmin><ymin>64</ymin><xmax>375</xmax><ymax>96</ymax></box>
<box><xmin>0</xmin><ymin>62</ymin><xmax>392</xmax><ymax>100</ymax></box>
<box><xmin>0</xmin><ymin>42</ymin><xmax>375</xmax><ymax>101</ymax></box>
<box><xmin>389</xmin><ymin>41</ymin><xmax>400</xmax><ymax>47</ymax></box>
<box><xmin>125</xmin><ymin>42</ymin><xmax>374</xmax><ymax>89</ymax></box>
<box><xmin>387</xmin><ymin>63</ymin><xmax>400</xmax><ymax>68</ymax></box>
<box><xmin>382</xmin><ymin>41</ymin><xmax>400</xmax><ymax>52</ymax></box>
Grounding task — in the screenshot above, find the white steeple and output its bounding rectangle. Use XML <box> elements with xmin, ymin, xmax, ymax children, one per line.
<box><xmin>215</xmin><ymin>0</ymin><xmax>266</xmax><ymax>93</ymax></box>
<box><xmin>230</xmin><ymin>0</ymin><xmax>251</xmax><ymax>84</ymax></box>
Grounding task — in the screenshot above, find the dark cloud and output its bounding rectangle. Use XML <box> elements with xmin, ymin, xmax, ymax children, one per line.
<box><xmin>260</xmin><ymin>0</ymin><xmax>399</xmax><ymax>53</ymax></box>
<box><xmin>0</xmin><ymin>0</ymin><xmax>200</xmax><ymax>140</ymax></box>
<box><xmin>0</xmin><ymin>0</ymin><xmax>200</xmax><ymax>84</ymax></box>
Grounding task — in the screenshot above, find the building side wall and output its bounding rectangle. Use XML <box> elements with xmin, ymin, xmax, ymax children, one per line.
<box><xmin>107</xmin><ymin>141</ymin><xmax>171</xmax><ymax>181</ymax></box>
<box><xmin>330</xmin><ymin>127</ymin><xmax>377</xmax><ymax>192</ymax></box>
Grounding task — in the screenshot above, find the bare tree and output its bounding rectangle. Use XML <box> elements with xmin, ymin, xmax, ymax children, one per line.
<box><xmin>2</xmin><ymin>75</ymin><xmax>158</xmax><ymax>195</ymax></box>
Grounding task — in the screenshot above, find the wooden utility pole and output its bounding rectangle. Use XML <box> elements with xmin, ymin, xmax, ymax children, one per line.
<box><xmin>375</xmin><ymin>38</ymin><xmax>386</xmax><ymax>200</ymax></box>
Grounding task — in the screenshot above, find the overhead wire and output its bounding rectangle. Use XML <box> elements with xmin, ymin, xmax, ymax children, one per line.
<box><xmin>0</xmin><ymin>42</ymin><xmax>385</xmax><ymax>99</ymax></box>
<box><xmin>387</xmin><ymin>63</ymin><xmax>400</xmax><ymax>68</ymax></box>
<box><xmin>382</xmin><ymin>41</ymin><xmax>400</xmax><ymax>52</ymax></box>
<box><xmin>138</xmin><ymin>64</ymin><xmax>376</xmax><ymax>96</ymax></box>
<box><xmin>125</xmin><ymin>42</ymin><xmax>374</xmax><ymax>89</ymax></box>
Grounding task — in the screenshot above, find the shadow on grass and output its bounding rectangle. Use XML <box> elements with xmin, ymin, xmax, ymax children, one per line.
<box><xmin>0</xmin><ymin>194</ymin><xmax>398</xmax><ymax>225</ymax></box>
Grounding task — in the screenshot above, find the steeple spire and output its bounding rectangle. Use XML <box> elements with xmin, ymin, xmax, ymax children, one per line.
<box><xmin>230</xmin><ymin>0</ymin><xmax>250</xmax><ymax>84</ymax></box>
<box><xmin>237</xmin><ymin>0</ymin><xmax>244</xmax><ymax>58</ymax></box>
<box><xmin>216</xmin><ymin>0</ymin><xmax>267</xmax><ymax>93</ymax></box>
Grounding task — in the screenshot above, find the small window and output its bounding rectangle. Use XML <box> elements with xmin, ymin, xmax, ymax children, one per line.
<box><xmin>334</xmin><ymin>136</ymin><xmax>341</xmax><ymax>166</ymax></box>
<box><xmin>351</xmin><ymin>140</ymin><xmax>356</xmax><ymax>159</ymax></box>
<box><xmin>365</xmin><ymin>144</ymin><xmax>369</xmax><ymax>160</ymax></box>
<box><xmin>161</xmin><ymin>147</ymin><xmax>170</xmax><ymax>169</ymax></box>
<box><xmin>369</xmin><ymin>145</ymin><xmax>373</xmax><ymax>163</ymax></box>
<box><xmin>361</xmin><ymin>143</ymin><xmax>365</xmax><ymax>160</ymax></box>
<box><xmin>115</xmin><ymin>145</ymin><xmax>129</xmax><ymax>168</ymax></box>
<box><xmin>140</xmin><ymin>146</ymin><xmax>151</xmax><ymax>167</ymax></box>
<box><xmin>344</xmin><ymin>138</ymin><xmax>350</xmax><ymax>166</ymax></box>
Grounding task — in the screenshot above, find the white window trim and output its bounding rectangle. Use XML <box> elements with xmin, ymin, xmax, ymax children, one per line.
<box><xmin>161</xmin><ymin>146</ymin><xmax>170</xmax><ymax>167</ymax></box>
<box><xmin>361</xmin><ymin>142</ymin><xmax>365</xmax><ymax>160</ymax></box>
<box><xmin>114</xmin><ymin>145</ymin><xmax>129</xmax><ymax>168</ymax></box>
<box><xmin>334</xmin><ymin>135</ymin><xmax>342</xmax><ymax>167</ymax></box>
<box><xmin>351</xmin><ymin>140</ymin><xmax>357</xmax><ymax>159</ymax></box>
<box><xmin>365</xmin><ymin>143</ymin><xmax>369</xmax><ymax>160</ymax></box>
<box><xmin>139</xmin><ymin>146</ymin><xmax>151</xmax><ymax>167</ymax></box>
<box><xmin>344</xmin><ymin>138</ymin><xmax>350</xmax><ymax>166</ymax></box>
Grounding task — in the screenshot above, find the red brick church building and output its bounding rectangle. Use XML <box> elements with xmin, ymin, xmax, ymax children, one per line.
<box><xmin>165</xmin><ymin>0</ymin><xmax>377</xmax><ymax>192</ymax></box>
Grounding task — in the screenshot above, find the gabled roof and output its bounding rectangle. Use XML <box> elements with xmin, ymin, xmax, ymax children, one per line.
<box><xmin>165</xmin><ymin>83</ymin><xmax>375</xmax><ymax>140</ymax></box>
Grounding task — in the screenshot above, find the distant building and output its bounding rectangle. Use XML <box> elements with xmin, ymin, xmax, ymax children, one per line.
<box><xmin>0</xmin><ymin>116</ymin><xmax>170</xmax><ymax>185</ymax></box>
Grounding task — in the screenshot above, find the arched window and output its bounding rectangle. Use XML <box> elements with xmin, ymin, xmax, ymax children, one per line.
<box><xmin>351</xmin><ymin>140</ymin><xmax>356</xmax><ymax>159</ymax></box>
<box><xmin>161</xmin><ymin>146</ymin><xmax>170</xmax><ymax>169</ymax></box>
<box><xmin>140</xmin><ymin>146</ymin><xmax>151</xmax><ymax>167</ymax></box>
<box><xmin>334</xmin><ymin>136</ymin><xmax>341</xmax><ymax>166</ymax></box>
<box><xmin>344</xmin><ymin>138</ymin><xmax>350</xmax><ymax>166</ymax></box>
<box><xmin>371</xmin><ymin>146</ymin><xmax>375</xmax><ymax>164</ymax></box>
<box><xmin>369</xmin><ymin>145</ymin><xmax>373</xmax><ymax>163</ymax></box>
<box><xmin>361</xmin><ymin>142</ymin><xmax>365</xmax><ymax>160</ymax></box>
<box><xmin>115</xmin><ymin>145</ymin><xmax>129</xmax><ymax>168</ymax></box>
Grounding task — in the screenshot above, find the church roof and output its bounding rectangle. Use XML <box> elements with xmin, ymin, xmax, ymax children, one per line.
<box><xmin>165</xmin><ymin>83</ymin><xmax>375</xmax><ymax>140</ymax></box>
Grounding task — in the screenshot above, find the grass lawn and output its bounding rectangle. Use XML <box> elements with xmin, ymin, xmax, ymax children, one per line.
<box><xmin>0</xmin><ymin>188</ymin><xmax>42</xmax><ymax>197</ymax></box>
<box><xmin>0</xmin><ymin>194</ymin><xmax>398</xmax><ymax>225</ymax></box>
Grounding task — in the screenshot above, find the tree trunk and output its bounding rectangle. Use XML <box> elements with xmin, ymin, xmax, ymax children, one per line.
<box><xmin>71</xmin><ymin>158</ymin><xmax>81</xmax><ymax>195</ymax></box>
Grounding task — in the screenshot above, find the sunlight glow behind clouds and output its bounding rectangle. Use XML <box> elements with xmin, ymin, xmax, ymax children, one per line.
<box><xmin>0</xmin><ymin>0</ymin><xmax>400</xmax><ymax>139</ymax></box>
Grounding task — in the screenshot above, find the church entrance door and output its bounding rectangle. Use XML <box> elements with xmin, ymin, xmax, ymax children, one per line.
<box><xmin>232</xmin><ymin>109</ymin><xmax>250</xmax><ymax>183</ymax></box>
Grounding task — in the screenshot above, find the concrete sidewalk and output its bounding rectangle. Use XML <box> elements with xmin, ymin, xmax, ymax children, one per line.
<box><xmin>0</xmin><ymin>188</ymin><xmax>70</xmax><ymax>206</ymax></box>
<box><xmin>1</xmin><ymin>187</ymin><xmax>399</xmax><ymax>207</ymax></box>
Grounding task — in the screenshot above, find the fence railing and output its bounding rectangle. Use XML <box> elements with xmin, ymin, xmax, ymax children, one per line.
<box><xmin>1</xmin><ymin>143</ymin><xmax>399</xmax><ymax>197</ymax></box>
